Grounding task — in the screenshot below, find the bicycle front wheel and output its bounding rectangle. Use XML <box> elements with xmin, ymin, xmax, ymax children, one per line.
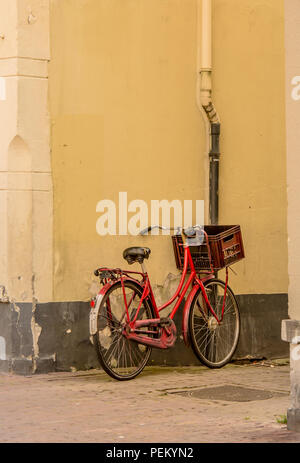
<box><xmin>189</xmin><ymin>279</ymin><xmax>240</xmax><ymax>368</ymax></box>
<box><xmin>93</xmin><ymin>280</ymin><xmax>155</xmax><ymax>381</ymax></box>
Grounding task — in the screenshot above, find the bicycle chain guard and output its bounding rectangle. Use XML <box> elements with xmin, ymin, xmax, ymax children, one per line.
<box><xmin>124</xmin><ymin>318</ymin><xmax>177</xmax><ymax>350</ymax></box>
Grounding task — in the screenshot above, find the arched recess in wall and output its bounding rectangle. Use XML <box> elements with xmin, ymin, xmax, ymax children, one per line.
<box><xmin>7</xmin><ymin>135</ymin><xmax>31</xmax><ymax>172</ymax></box>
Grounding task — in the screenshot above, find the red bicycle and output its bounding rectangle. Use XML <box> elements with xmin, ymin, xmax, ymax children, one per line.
<box><xmin>90</xmin><ymin>225</ymin><xmax>240</xmax><ymax>381</ymax></box>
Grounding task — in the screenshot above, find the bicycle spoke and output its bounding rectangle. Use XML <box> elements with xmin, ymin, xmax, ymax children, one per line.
<box><xmin>197</xmin><ymin>328</ymin><xmax>213</xmax><ymax>352</ymax></box>
<box><xmin>103</xmin><ymin>335</ymin><xmax>121</xmax><ymax>364</ymax></box>
<box><xmin>98</xmin><ymin>314</ymin><xmax>120</xmax><ymax>327</ymax></box>
<box><xmin>190</xmin><ymin>280</ymin><xmax>240</xmax><ymax>368</ymax></box>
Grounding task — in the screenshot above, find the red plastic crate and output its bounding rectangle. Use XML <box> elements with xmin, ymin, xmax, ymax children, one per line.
<box><xmin>172</xmin><ymin>225</ymin><xmax>245</xmax><ymax>272</ymax></box>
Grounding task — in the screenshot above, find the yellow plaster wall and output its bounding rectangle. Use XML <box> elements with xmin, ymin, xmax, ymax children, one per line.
<box><xmin>213</xmin><ymin>0</ymin><xmax>288</xmax><ymax>295</ymax></box>
<box><xmin>49</xmin><ymin>0</ymin><xmax>287</xmax><ymax>301</ymax></box>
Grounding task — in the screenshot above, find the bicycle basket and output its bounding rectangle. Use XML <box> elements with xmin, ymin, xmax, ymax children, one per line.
<box><xmin>172</xmin><ymin>225</ymin><xmax>245</xmax><ymax>272</ymax></box>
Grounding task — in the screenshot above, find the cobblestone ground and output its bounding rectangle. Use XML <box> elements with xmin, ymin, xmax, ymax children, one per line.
<box><xmin>0</xmin><ymin>360</ymin><xmax>300</xmax><ymax>443</ymax></box>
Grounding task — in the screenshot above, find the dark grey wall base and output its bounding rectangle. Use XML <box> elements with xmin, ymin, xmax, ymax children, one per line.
<box><xmin>0</xmin><ymin>301</ymin><xmax>97</xmax><ymax>375</ymax></box>
<box><xmin>0</xmin><ymin>293</ymin><xmax>288</xmax><ymax>375</ymax></box>
<box><xmin>235</xmin><ymin>293</ymin><xmax>289</xmax><ymax>359</ymax></box>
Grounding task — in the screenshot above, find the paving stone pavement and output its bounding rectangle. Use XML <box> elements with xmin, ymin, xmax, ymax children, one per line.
<box><xmin>0</xmin><ymin>360</ymin><xmax>300</xmax><ymax>443</ymax></box>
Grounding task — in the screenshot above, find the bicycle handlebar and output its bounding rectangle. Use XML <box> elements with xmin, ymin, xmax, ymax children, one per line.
<box><xmin>139</xmin><ymin>225</ymin><xmax>184</xmax><ymax>235</ymax></box>
<box><xmin>139</xmin><ymin>225</ymin><xmax>204</xmax><ymax>236</ymax></box>
<box><xmin>139</xmin><ymin>226</ymin><xmax>156</xmax><ymax>235</ymax></box>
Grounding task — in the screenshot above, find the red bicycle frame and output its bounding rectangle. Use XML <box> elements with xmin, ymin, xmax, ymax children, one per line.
<box><xmin>92</xmin><ymin>231</ymin><xmax>229</xmax><ymax>350</ymax></box>
<box><xmin>129</xmin><ymin>245</ymin><xmax>228</xmax><ymax>323</ymax></box>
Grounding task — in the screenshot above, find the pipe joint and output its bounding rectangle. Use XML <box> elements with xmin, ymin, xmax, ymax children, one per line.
<box><xmin>209</xmin><ymin>153</ymin><xmax>220</xmax><ymax>161</ymax></box>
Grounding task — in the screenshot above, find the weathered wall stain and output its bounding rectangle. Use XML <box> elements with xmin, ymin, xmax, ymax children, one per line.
<box><xmin>0</xmin><ymin>336</ymin><xmax>6</xmax><ymax>360</ymax></box>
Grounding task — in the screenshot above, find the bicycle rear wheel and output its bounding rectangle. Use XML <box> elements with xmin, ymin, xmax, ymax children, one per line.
<box><xmin>189</xmin><ymin>279</ymin><xmax>240</xmax><ymax>368</ymax></box>
<box><xmin>93</xmin><ymin>280</ymin><xmax>155</xmax><ymax>381</ymax></box>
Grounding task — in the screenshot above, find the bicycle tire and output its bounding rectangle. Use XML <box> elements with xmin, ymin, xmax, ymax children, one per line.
<box><xmin>189</xmin><ymin>279</ymin><xmax>240</xmax><ymax>368</ymax></box>
<box><xmin>93</xmin><ymin>280</ymin><xmax>156</xmax><ymax>381</ymax></box>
